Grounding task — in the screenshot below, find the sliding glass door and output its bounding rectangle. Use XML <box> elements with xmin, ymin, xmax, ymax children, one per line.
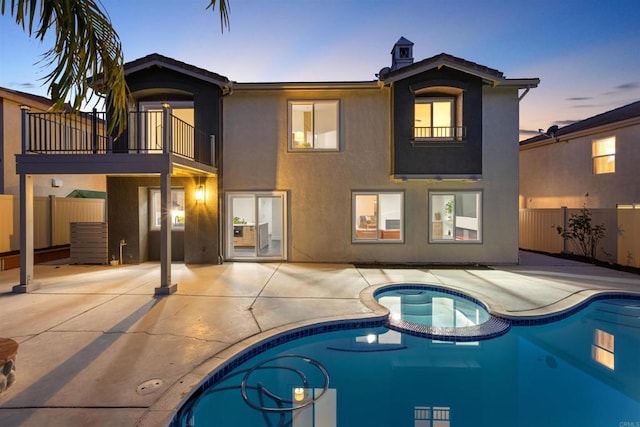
<box><xmin>226</xmin><ymin>192</ymin><xmax>287</xmax><ymax>260</ymax></box>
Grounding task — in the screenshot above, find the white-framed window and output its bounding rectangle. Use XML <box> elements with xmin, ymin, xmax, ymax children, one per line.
<box><xmin>414</xmin><ymin>98</ymin><xmax>454</xmax><ymax>139</ymax></box>
<box><xmin>429</xmin><ymin>191</ymin><xmax>481</xmax><ymax>243</ymax></box>
<box><xmin>150</xmin><ymin>188</ymin><xmax>185</xmax><ymax>231</ymax></box>
<box><xmin>353</xmin><ymin>192</ymin><xmax>403</xmax><ymax>242</ymax></box>
<box><xmin>289</xmin><ymin>100</ymin><xmax>339</xmax><ymax>151</ymax></box>
<box><xmin>592</xmin><ymin>136</ymin><xmax>615</xmax><ymax>174</ymax></box>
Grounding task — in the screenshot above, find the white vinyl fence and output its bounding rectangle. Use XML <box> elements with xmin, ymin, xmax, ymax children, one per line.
<box><xmin>0</xmin><ymin>194</ymin><xmax>105</xmax><ymax>253</ymax></box>
<box><xmin>519</xmin><ymin>207</ymin><xmax>640</xmax><ymax>267</ymax></box>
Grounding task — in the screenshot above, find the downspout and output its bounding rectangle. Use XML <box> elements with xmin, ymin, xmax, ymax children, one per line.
<box><xmin>217</xmin><ymin>83</ymin><xmax>232</xmax><ymax>264</ymax></box>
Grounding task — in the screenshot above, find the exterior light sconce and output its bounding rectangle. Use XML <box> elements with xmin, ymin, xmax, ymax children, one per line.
<box><xmin>195</xmin><ymin>185</ymin><xmax>205</xmax><ymax>203</ymax></box>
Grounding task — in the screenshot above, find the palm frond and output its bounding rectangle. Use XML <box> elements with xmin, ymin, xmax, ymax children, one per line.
<box><xmin>2</xmin><ymin>0</ymin><xmax>232</xmax><ymax>136</ymax></box>
<box><xmin>207</xmin><ymin>0</ymin><xmax>230</xmax><ymax>32</ymax></box>
<box><xmin>2</xmin><ymin>0</ymin><xmax>129</xmax><ymax>135</ymax></box>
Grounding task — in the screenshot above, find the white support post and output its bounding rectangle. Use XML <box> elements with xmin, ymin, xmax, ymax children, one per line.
<box><xmin>13</xmin><ymin>174</ymin><xmax>40</xmax><ymax>293</ymax></box>
<box><xmin>155</xmin><ymin>171</ymin><xmax>177</xmax><ymax>295</ymax></box>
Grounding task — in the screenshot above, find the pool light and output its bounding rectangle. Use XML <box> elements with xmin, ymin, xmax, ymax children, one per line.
<box><xmin>293</xmin><ymin>387</ymin><xmax>306</xmax><ymax>402</ymax></box>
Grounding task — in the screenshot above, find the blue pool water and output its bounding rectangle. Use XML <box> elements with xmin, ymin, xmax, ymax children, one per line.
<box><xmin>176</xmin><ymin>294</ymin><xmax>640</xmax><ymax>427</ymax></box>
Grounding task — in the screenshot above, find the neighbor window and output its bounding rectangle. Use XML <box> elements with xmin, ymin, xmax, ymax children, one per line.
<box><xmin>592</xmin><ymin>136</ymin><xmax>615</xmax><ymax>174</ymax></box>
<box><xmin>353</xmin><ymin>192</ymin><xmax>403</xmax><ymax>242</ymax></box>
<box><xmin>150</xmin><ymin>188</ymin><xmax>185</xmax><ymax>230</ymax></box>
<box><xmin>430</xmin><ymin>191</ymin><xmax>481</xmax><ymax>242</ymax></box>
<box><xmin>289</xmin><ymin>100</ymin><xmax>339</xmax><ymax>150</ymax></box>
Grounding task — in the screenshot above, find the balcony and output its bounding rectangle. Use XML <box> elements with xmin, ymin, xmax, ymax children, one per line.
<box><xmin>412</xmin><ymin>126</ymin><xmax>466</xmax><ymax>144</ymax></box>
<box><xmin>17</xmin><ymin>108</ymin><xmax>216</xmax><ymax>176</ymax></box>
<box><xmin>25</xmin><ymin>109</ymin><xmax>213</xmax><ymax>160</ymax></box>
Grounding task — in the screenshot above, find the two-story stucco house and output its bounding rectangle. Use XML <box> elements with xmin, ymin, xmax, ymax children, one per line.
<box><xmin>519</xmin><ymin>100</ymin><xmax>640</xmax><ymax>267</ymax></box>
<box><xmin>223</xmin><ymin>38</ymin><xmax>539</xmax><ymax>266</ymax></box>
<box><xmin>520</xmin><ymin>100</ymin><xmax>640</xmax><ymax>209</ymax></box>
<box><xmin>14</xmin><ymin>38</ymin><xmax>539</xmax><ymax>293</ymax></box>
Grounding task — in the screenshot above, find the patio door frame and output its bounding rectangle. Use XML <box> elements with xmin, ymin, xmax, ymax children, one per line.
<box><xmin>225</xmin><ymin>191</ymin><xmax>288</xmax><ymax>261</ymax></box>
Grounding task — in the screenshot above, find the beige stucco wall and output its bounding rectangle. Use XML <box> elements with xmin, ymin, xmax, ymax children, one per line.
<box><xmin>520</xmin><ymin>122</ymin><xmax>640</xmax><ymax>209</ymax></box>
<box><xmin>1</xmin><ymin>94</ymin><xmax>106</xmax><ymax>197</ymax></box>
<box><xmin>223</xmin><ymin>85</ymin><xmax>521</xmax><ymax>264</ymax></box>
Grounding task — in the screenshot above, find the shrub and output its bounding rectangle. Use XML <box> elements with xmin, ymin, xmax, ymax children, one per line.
<box><xmin>555</xmin><ymin>207</ymin><xmax>606</xmax><ymax>261</ymax></box>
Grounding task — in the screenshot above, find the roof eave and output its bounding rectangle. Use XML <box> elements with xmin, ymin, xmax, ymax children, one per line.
<box><xmin>232</xmin><ymin>81</ymin><xmax>381</xmax><ymax>91</ymax></box>
<box><xmin>381</xmin><ymin>58</ymin><xmax>503</xmax><ymax>85</ymax></box>
<box><xmin>124</xmin><ymin>59</ymin><xmax>231</xmax><ymax>92</ymax></box>
<box><xmin>498</xmin><ymin>78</ymin><xmax>540</xmax><ymax>89</ymax></box>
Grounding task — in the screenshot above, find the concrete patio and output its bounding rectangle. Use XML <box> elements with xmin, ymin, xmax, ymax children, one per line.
<box><xmin>0</xmin><ymin>251</ymin><xmax>639</xmax><ymax>426</ymax></box>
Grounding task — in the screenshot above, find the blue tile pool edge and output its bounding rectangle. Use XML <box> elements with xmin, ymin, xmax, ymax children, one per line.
<box><xmin>504</xmin><ymin>290</ymin><xmax>640</xmax><ymax>326</ymax></box>
<box><xmin>372</xmin><ymin>283</ymin><xmax>511</xmax><ymax>341</ymax></box>
<box><xmin>168</xmin><ymin>314</ymin><xmax>388</xmax><ymax>426</ymax></box>
<box><xmin>368</xmin><ymin>282</ymin><xmax>640</xmax><ymax>327</ymax></box>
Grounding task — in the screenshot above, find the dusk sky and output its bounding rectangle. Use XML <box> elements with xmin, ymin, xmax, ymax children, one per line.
<box><xmin>1</xmin><ymin>0</ymin><xmax>639</xmax><ymax>139</ymax></box>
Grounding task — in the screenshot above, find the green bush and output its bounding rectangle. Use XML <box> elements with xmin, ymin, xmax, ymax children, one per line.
<box><xmin>555</xmin><ymin>207</ymin><xmax>606</xmax><ymax>261</ymax></box>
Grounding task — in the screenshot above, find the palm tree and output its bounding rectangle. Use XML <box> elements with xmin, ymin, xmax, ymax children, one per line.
<box><xmin>1</xmin><ymin>0</ymin><xmax>229</xmax><ymax>135</ymax></box>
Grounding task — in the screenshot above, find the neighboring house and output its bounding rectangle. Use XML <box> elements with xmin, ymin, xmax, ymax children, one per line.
<box><xmin>519</xmin><ymin>101</ymin><xmax>640</xmax><ymax>267</ymax></box>
<box><xmin>520</xmin><ymin>100</ymin><xmax>640</xmax><ymax>209</ymax></box>
<box><xmin>14</xmin><ymin>37</ymin><xmax>539</xmax><ymax>293</ymax></box>
<box><xmin>0</xmin><ymin>87</ymin><xmax>105</xmax><ymax>196</ymax></box>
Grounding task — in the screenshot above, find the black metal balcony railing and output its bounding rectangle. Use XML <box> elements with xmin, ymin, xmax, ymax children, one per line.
<box><xmin>27</xmin><ymin>110</ymin><xmax>111</xmax><ymax>154</ymax></box>
<box><xmin>414</xmin><ymin>126</ymin><xmax>466</xmax><ymax>141</ymax></box>
<box><xmin>24</xmin><ymin>110</ymin><xmax>213</xmax><ymax>165</ymax></box>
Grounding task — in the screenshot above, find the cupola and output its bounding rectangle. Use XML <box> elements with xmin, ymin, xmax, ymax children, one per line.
<box><xmin>390</xmin><ymin>37</ymin><xmax>414</xmax><ymax>71</ymax></box>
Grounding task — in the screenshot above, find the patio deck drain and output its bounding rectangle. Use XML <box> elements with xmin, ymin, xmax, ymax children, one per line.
<box><xmin>137</xmin><ymin>378</ymin><xmax>164</xmax><ymax>395</ymax></box>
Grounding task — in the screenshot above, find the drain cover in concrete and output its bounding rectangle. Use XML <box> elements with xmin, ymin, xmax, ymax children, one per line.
<box><xmin>136</xmin><ymin>378</ymin><xmax>164</xmax><ymax>395</ymax></box>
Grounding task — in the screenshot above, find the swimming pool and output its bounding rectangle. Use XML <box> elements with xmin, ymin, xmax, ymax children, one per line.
<box><xmin>174</xmin><ymin>290</ymin><xmax>640</xmax><ymax>427</ymax></box>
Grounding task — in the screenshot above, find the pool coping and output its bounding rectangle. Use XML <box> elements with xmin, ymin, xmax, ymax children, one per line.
<box><xmin>144</xmin><ymin>283</ymin><xmax>640</xmax><ymax>427</ymax></box>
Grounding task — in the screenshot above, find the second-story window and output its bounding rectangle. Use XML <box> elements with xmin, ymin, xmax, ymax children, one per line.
<box><xmin>412</xmin><ymin>86</ymin><xmax>465</xmax><ymax>144</ymax></box>
<box><xmin>289</xmin><ymin>100</ymin><xmax>339</xmax><ymax>151</ymax></box>
<box><xmin>414</xmin><ymin>98</ymin><xmax>454</xmax><ymax>139</ymax></box>
<box><xmin>592</xmin><ymin>136</ymin><xmax>615</xmax><ymax>174</ymax></box>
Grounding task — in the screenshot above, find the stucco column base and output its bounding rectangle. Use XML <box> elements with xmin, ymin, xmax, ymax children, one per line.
<box><xmin>154</xmin><ymin>283</ymin><xmax>178</xmax><ymax>295</ymax></box>
<box><xmin>12</xmin><ymin>283</ymin><xmax>41</xmax><ymax>293</ymax></box>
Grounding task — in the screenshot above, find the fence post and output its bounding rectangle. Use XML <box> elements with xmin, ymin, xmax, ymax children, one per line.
<box><xmin>49</xmin><ymin>195</ymin><xmax>56</xmax><ymax>247</ymax></box>
<box><xmin>561</xmin><ymin>206</ymin><xmax>568</xmax><ymax>253</ymax></box>
<box><xmin>20</xmin><ymin>105</ymin><xmax>30</xmax><ymax>154</ymax></box>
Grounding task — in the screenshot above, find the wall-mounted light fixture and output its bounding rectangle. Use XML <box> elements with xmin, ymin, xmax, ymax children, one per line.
<box><xmin>195</xmin><ymin>185</ymin><xmax>205</xmax><ymax>203</ymax></box>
